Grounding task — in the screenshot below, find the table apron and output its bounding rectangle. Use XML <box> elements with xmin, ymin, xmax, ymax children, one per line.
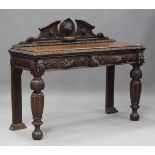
<box><xmin>10</xmin><ymin>52</ymin><xmax>143</xmax><ymax>71</ymax></box>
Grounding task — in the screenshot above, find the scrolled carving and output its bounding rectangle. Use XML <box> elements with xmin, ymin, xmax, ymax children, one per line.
<box><xmin>45</xmin><ymin>59</ymin><xmax>59</xmax><ymax>69</ymax></box>
<box><xmin>74</xmin><ymin>57</ymin><xmax>89</xmax><ymax>66</ymax></box>
<box><xmin>24</xmin><ymin>18</ymin><xmax>110</xmax><ymax>44</ymax></box>
<box><xmin>97</xmin><ymin>33</ymin><xmax>109</xmax><ymax>39</ymax></box>
<box><xmin>43</xmin><ymin>53</ymin><xmax>139</xmax><ymax>70</ymax></box>
<box><xmin>75</xmin><ymin>19</ymin><xmax>95</xmax><ymax>37</ymax></box>
<box><xmin>60</xmin><ymin>58</ymin><xmax>75</xmax><ymax>69</ymax></box>
<box><xmin>39</xmin><ymin>20</ymin><xmax>61</xmax><ymax>39</ymax></box>
<box><xmin>112</xmin><ymin>56</ymin><xmax>122</xmax><ymax>64</ymax></box>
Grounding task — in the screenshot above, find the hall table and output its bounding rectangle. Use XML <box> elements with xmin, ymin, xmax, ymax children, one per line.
<box><xmin>9</xmin><ymin>18</ymin><xmax>146</xmax><ymax>140</ymax></box>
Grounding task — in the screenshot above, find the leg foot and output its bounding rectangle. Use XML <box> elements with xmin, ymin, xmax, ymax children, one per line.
<box><xmin>105</xmin><ymin>107</ymin><xmax>118</xmax><ymax>114</ymax></box>
<box><xmin>32</xmin><ymin>121</ymin><xmax>43</xmax><ymax>140</ymax></box>
<box><xmin>9</xmin><ymin>123</ymin><xmax>26</xmax><ymax>131</ymax></box>
<box><xmin>130</xmin><ymin>111</ymin><xmax>139</xmax><ymax>121</ymax></box>
<box><xmin>32</xmin><ymin>131</ymin><xmax>43</xmax><ymax>140</ymax></box>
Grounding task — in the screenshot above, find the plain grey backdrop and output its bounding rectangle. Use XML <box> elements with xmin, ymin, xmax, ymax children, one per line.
<box><xmin>0</xmin><ymin>10</ymin><xmax>155</xmax><ymax>145</ymax></box>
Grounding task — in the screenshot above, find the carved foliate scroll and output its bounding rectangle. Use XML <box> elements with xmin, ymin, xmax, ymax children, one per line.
<box><xmin>75</xmin><ymin>19</ymin><xmax>95</xmax><ymax>37</ymax></box>
<box><xmin>25</xmin><ymin>18</ymin><xmax>110</xmax><ymax>44</ymax></box>
<box><xmin>39</xmin><ymin>20</ymin><xmax>61</xmax><ymax>38</ymax></box>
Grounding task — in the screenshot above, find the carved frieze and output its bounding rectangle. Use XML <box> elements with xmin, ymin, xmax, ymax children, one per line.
<box><xmin>10</xmin><ymin>51</ymin><xmax>142</xmax><ymax>72</ymax></box>
<box><xmin>44</xmin><ymin>53</ymin><xmax>139</xmax><ymax>70</ymax></box>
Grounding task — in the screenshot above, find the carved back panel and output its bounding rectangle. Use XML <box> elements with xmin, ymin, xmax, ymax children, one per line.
<box><xmin>25</xmin><ymin>18</ymin><xmax>111</xmax><ymax>44</ymax></box>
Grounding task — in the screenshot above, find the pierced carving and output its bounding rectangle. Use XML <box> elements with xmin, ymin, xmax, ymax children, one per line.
<box><xmin>24</xmin><ymin>18</ymin><xmax>110</xmax><ymax>44</ymax></box>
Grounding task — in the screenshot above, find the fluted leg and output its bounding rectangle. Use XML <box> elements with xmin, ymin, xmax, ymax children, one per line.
<box><xmin>105</xmin><ymin>66</ymin><xmax>118</xmax><ymax>114</ymax></box>
<box><xmin>130</xmin><ymin>64</ymin><xmax>142</xmax><ymax>121</ymax></box>
<box><xmin>30</xmin><ymin>76</ymin><xmax>45</xmax><ymax>140</ymax></box>
<box><xmin>10</xmin><ymin>65</ymin><xmax>26</xmax><ymax>131</ymax></box>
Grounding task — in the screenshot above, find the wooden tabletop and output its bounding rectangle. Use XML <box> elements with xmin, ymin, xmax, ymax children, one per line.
<box><xmin>17</xmin><ymin>41</ymin><xmax>142</xmax><ymax>52</ymax></box>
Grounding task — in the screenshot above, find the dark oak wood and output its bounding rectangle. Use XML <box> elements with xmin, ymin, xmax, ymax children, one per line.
<box><xmin>30</xmin><ymin>60</ymin><xmax>45</xmax><ymax>140</ymax></box>
<box><xmin>9</xmin><ymin>18</ymin><xmax>146</xmax><ymax>140</ymax></box>
<box><xmin>10</xmin><ymin>59</ymin><xmax>26</xmax><ymax>130</ymax></box>
<box><xmin>130</xmin><ymin>62</ymin><xmax>143</xmax><ymax>121</ymax></box>
<box><xmin>105</xmin><ymin>66</ymin><xmax>118</xmax><ymax>114</ymax></box>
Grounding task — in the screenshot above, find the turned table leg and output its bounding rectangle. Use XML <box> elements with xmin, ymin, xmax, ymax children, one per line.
<box><xmin>30</xmin><ymin>60</ymin><xmax>45</xmax><ymax>140</ymax></box>
<box><xmin>30</xmin><ymin>75</ymin><xmax>45</xmax><ymax>140</ymax></box>
<box><xmin>130</xmin><ymin>63</ymin><xmax>142</xmax><ymax>121</ymax></box>
<box><xmin>105</xmin><ymin>66</ymin><xmax>118</xmax><ymax>114</ymax></box>
<box><xmin>10</xmin><ymin>65</ymin><xmax>26</xmax><ymax>130</ymax></box>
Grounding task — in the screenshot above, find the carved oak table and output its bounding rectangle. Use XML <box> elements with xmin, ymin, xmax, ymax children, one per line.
<box><xmin>9</xmin><ymin>18</ymin><xmax>145</xmax><ymax>140</ymax></box>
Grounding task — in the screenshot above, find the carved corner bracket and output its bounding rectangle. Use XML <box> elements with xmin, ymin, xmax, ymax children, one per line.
<box><xmin>30</xmin><ymin>59</ymin><xmax>45</xmax><ymax>77</ymax></box>
<box><xmin>138</xmin><ymin>52</ymin><xmax>145</xmax><ymax>66</ymax></box>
